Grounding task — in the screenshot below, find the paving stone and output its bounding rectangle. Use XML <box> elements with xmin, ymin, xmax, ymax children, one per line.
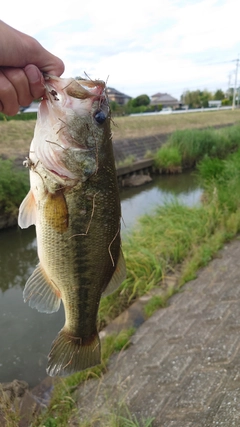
<box><xmin>161</xmin><ymin>317</ymin><xmax>195</xmax><ymax>340</ymax></box>
<box><xmin>220</xmin><ymin>281</ymin><xmax>240</xmax><ymax>301</ymax></box>
<box><xmin>168</xmin><ymin>291</ymin><xmax>209</xmax><ymax>316</ymax></box>
<box><xmin>173</xmin><ymin>369</ymin><xmax>227</xmax><ymax>411</ymax></box>
<box><xmin>75</xmin><ymin>237</ymin><xmax>240</xmax><ymax>426</ymax></box>
<box><xmin>142</xmin><ymin>352</ymin><xmax>193</xmax><ymax>384</ymax></box>
<box><xmin>113</xmin><ymin>134</ymin><xmax>168</xmax><ymax>162</ymax></box>
<box><xmin>162</xmin><ymin>422</ymin><xmax>193</xmax><ymax>427</ymax></box>
<box><xmin>212</xmin><ymin>390</ymin><xmax>240</xmax><ymax>426</ymax></box>
<box><xmin>202</xmin><ymin>281</ymin><xmax>229</xmax><ymax>299</ymax></box>
<box><xmin>203</xmin><ymin>301</ymin><xmax>230</xmax><ymax>323</ymax></box>
<box><xmin>202</xmin><ymin>333</ymin><xmax>239</xmax><ymax>364</ymax></box>
<box><xmin>125</xmin><ymin>381</ymin><xmax>168</xmax><ymax>419</ymax></box>
<box><xmin>174</xmin><ymin>319</ymin><xmax>216</xmax><ymax>350</ymax></box>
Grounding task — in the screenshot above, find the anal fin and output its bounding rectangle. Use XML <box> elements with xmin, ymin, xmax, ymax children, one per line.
<box><xmin>102</xmin><ymin>248</ymin><xmax>126</xmax><ymax>297</ymax></box>
<box><xmin>23</xmin><ymin>264</ymin><xmax>61</xmax><ymax>313</ymax></box>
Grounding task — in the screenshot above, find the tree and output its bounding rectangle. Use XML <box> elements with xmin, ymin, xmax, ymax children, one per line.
<box><xmin>214</xmin><ymin>89</ymin><xmax>225</xmax><ymax>100</ymax></box>
<box><xmin>132</xmin><ymin>94</ymin><xmax>150</xmax><ymax>107</ymax></box>
<box><xmin>181</xmin><ymin>89</ymin><xmax>213</xmax><ymax>108</ymax></box>
<box><xmin>110</xmin><ymin>101</ymin><xmax>118</xmax><ymax>111</ymax></box>
<box><xmin>199</xmin><ymin>90</ymin><xmax>212</xmax><ymax>108</ymax></box>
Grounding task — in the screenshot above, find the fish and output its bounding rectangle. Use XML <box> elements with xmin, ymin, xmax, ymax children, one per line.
<box><xmin>18</xmin><ymin>75</ymin><xmax>126</xmax><ymax>377</ymax></box>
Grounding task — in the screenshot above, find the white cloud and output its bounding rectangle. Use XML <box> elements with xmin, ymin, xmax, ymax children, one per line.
<box><xmin>2</xmin><ymin>0</ymin><xmax>240</xmax><ymax>99</ymax></box>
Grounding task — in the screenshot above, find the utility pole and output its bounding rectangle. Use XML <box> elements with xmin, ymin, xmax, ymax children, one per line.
<box><xmin>232</xmin><ymin>58</ymin><xmax>239</xmax><ymax>110</ymax></box>
<box><xmin>228</xmin><ymin>73</ymin><xmax>231</xmax><ymax>90</ymax></box>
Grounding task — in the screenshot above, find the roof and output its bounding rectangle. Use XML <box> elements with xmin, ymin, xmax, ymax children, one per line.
<box><xmin>151</xmin><ymin>92</ymin><xmax>179</xmax><ymax>102</ymax></box>
<box><xmin>151</xmin><ymin>92</ymin><xmax>165</xmax><ymax>97</ymax></box>
<box><xmin>106</xmin><ymin>87</ymin><xmax>132</xmax><ymax>99</ymax></box>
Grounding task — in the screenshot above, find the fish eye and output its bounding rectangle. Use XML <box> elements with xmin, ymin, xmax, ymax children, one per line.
<box><xmin>94</xmin><ymin>110</ymin><xmax>106</xmax><ymax>124</ymax></box>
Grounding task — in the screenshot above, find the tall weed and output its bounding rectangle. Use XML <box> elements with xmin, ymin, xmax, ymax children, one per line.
<box><xmin>153</xmin><ymin>146</ymin><xmax>182</xmax><ymax>172</ymax></box>
<box><xmin>154</xmin><ymin>124</ymin><xmax>240</xmax><ymax>171</ymax></box>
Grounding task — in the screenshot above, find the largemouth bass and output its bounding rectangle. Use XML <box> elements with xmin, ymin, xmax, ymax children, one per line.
<box><xmin>18</xmin><ymin>75</ymin><xmax>126</xmax><ymax>377</ymax></box>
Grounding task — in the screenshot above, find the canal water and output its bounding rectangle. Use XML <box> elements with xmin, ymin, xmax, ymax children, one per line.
<box><xmin>0</xmin><ymin>172</ymin><xmax>202</xmax><ymax>387</ymax></box>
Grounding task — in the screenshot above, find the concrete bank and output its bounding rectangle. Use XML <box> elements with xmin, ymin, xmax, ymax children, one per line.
<box><xmin>73</xmin><ymin>237</ymin><xmax>240</xmax><ymax>426</ymax></box>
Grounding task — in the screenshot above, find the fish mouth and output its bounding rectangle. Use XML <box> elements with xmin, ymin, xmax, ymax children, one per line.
<box><xmin>44</xmin><ymin>74</ymin><xmax>107</xmax><ymax>105</ymax></box>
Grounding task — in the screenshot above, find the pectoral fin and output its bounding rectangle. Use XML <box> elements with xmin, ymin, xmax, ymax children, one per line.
<box><xmin>23</xmin><ymin>264</ymin><xmax>61</xmax><ymax>313</ymax></box>
<box><xmin>18</xmin><ymin>190</ymin><xmax>36</xmax><ymax>228</ymax></box>
<box><xmin>102</xmin><ymin>249</ymin><xmax>126</xmax><ymax>297</ymax></box>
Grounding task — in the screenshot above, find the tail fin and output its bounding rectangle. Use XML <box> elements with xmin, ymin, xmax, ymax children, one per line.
<box><xmin>46</xmin><ymin>328</ymin><xmax>101</xmax><ymax>377</ymax></box>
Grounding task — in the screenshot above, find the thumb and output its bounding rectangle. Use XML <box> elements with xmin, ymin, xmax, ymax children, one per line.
<box><xmin>24</xmin><ymin>64</ymin><xmax>45</xmax><ymax>99</ymax></box>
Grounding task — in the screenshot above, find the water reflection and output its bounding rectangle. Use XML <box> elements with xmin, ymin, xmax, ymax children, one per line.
<box><xmin>120</xmin><ymin>172</ymin><xmax>202</xmax><ymax>232</ymax></box>
<box><xmin>0</xmin><ymin>171</ymin><xmax>202</xmax><ymax>386</ymax></box>
<box><xmin>0</xmin><ymin>226</ymin><xmax>64</xmax><ymax>386</ymax></box>
<box><xmin>0</xmin><ymin>226</ymin><xmax>37</xmax><ymax>292</ymax></box>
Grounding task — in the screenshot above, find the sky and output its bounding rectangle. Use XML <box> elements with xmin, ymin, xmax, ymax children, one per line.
<box><xmin>2</xmin><ymin>0</ymin><xmax>240</xmax><ymax>100</ymax></box>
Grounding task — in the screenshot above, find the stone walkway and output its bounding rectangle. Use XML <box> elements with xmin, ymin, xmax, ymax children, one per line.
<box><xmin>75</xmin><ymin>238</ymin><xmax>240</xmax><ymax>426</ymax></box>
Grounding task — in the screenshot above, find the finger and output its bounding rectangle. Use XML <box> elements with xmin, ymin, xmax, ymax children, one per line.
<box><xmin>1</xmin><ymin>67</ymin><xmax>34</xmax><ymax>108</ymax></box>
<box><xmin>0</xmin><ymin>69</ymin><xmax>19</xmax><ymax>116</ymax></box>
<box><xmin>26</xmin><ymin>39</ymin><xmax>65</xmax><ymax>76</ymax></box>
<box><xmin>24</xmin><ymin>64</ymin><xmax>45</xmax><ymax>99</ymax></box>
<box><xmin>37</xmin><ymin>52</ymin><xmax>65</xmax><ymax>77</ymax></box>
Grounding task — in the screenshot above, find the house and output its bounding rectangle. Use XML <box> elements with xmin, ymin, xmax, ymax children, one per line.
<box><xmin>150</xmin><ymin>92</ymin><xmax>179</xmax><ymax>109</ymax></box>
<box><xmin>106</xmin><ymin>87</ymin><xmax>132</xmax><ymax>105</ymax></box>
<box><xmin>208</xmin><ymin>100</ymin><xmax>222</xmax><ymax>108</ymax></box>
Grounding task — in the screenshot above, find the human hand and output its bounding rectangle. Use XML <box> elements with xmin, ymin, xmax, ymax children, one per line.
<box><xmin>0</xmin><ymin>21</ymin><xmax>65</xmax><ymax>116</ymax></box>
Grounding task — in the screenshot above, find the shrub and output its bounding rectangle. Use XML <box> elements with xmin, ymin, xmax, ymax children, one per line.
<box><xmin>197</xmin><ymin>156</ymin><xmax>225</xmax><ymax>181</ymax></box>
<box><xmin>155</xmin><ymin>124</ymin><xmax>240</xmax><ymax>170</ymax></box>
<box><xmin>0</xmin><ymin>159</ymin><xmax>29</xmax><ymax>216</ymax></box>
<box><xmin>0</xmin><ymin>112</ymin><xmax>37</xmax><ymax>121</ymax></box>
<box><xmin>153</xmin><ymin>146</ymin><xmax>182</xmax><ymax>173</ymax></box>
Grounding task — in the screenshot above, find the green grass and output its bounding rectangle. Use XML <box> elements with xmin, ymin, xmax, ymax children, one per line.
<box><xmin>0</xmin><ymin>109</ymin><xmax>240</xmax><ymax>160</ymax></box>
<box><xmin>116</xmin><ymin>155</ymin><xmax>136</xmax><ymax>168</ymax></box>
<box><xmin>144</xmin><ymin>295</ymin><xmax>169</xmax><ymax>317</ymax></box>
<box><xmin>74</xmin><ymin>405</ymin><xmax>154</xmax><ymax>427</ymax></box>
<box><xmin>32</xmin><ymin>328</ymin><xmax>136</xmax><ymax>427</ymax></box>
<box><xmin>112</xmin><ymin>109</ymin><xmax>240</xmax><ymax>140</ymax></box>
<box><xmin>99</xmin><ymin>142</ymin><xmax>240</xmax><ymax>329</ymax></box>
<box><xmin>98</xmin><ymin>200</ymin><xmax>224</xmax><ymax>329</ymax></box>
<box><xmin>4</xmin><ymin>121</ymin><xmax>240</xmax><ymax>426</ymax></box>
<box><xmin>0</xmin><ymin>158</ymin><xmax>29</xmax><ymax>216</ymax></box>
<box><xmin>153</xmin><ymin>145</ymin><xmax>182</xmax><ymax>172</ymax></box>
<box><xmin>0</xmin><ymin>111</ymin><xmax>37</xmax><ymax>121</ymax></box>
<box><xmin>154</xmin><ymin>124</ymin><xmax>240</xmax><ymax>171</ymax></box>
<box><xmin>35</xmin><ymin>142</ymin><xmax>240</xmax><ymax>424</ymax></box>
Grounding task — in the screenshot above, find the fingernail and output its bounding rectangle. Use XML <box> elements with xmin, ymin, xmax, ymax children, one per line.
<box><xmin>24</xmin><ymin>65</ymin><xmax>41</xmax><ymax>84</ymax></box>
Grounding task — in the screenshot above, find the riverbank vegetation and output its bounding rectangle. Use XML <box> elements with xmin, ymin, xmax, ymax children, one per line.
<box><xmin>0</xmin><ymin>159</ymin><xmax>29</xmax><ymax>218</ymax></box>
<box><xmin>1</xmin><ymin>110</ymin><xmax>239</xmax><ymax>226</ymax></box>
<box><xmin>153</xmin><ymin>123</ymin><xmax>240</xmax><ymax>172</ymax></box>
<box><xmin>25</xmin><ymin>123</ymin><xmax>240</xmax><ymax>426</ymax></box>
<box><xmin>1</xmin><ymin>114</ymin><xmax>240</xmax><ymax>426</ymax></box>
<box><xmin>0</xmin><ymin>109</ymin><xmax>240</xmax><ymax>159</ymax></box>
